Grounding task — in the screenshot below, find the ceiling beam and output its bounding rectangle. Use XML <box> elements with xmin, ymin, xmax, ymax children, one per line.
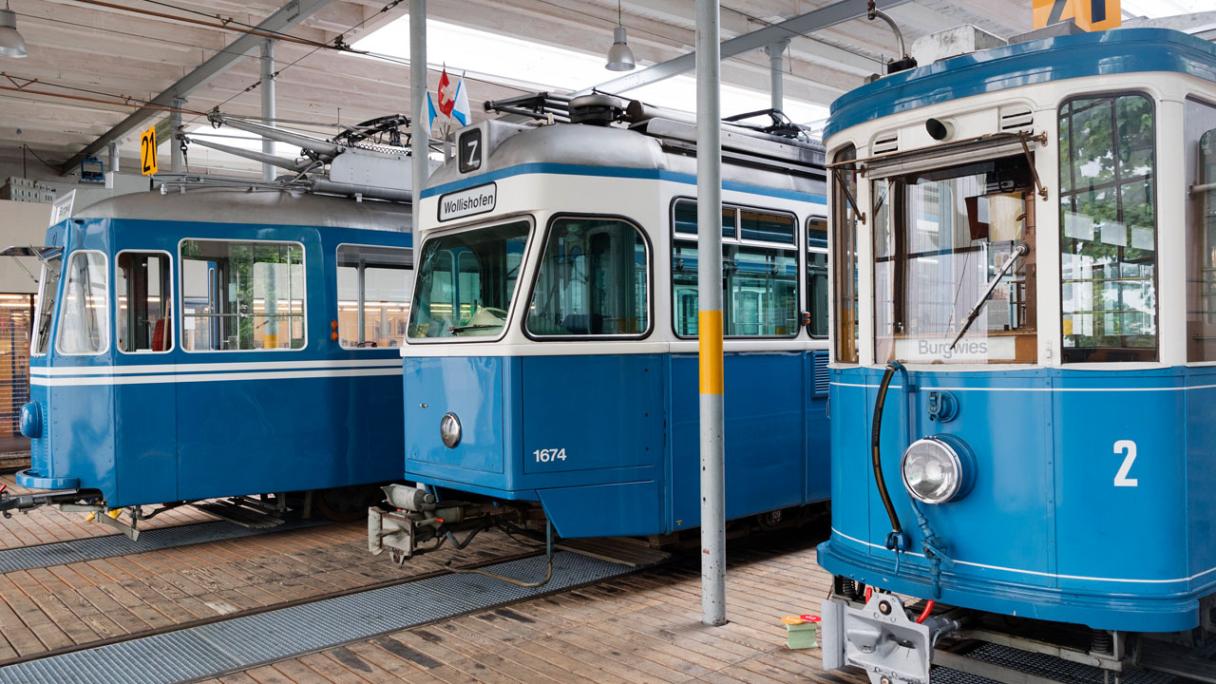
<box><xmin>585</xmin><ymin>0</ymin><xmax>912</xmax><ymax>95</ymax></box>
<box><xmin>56</xmin><ymin>0</ymin><xmax>331</xmax><ymax>175</ymax></box>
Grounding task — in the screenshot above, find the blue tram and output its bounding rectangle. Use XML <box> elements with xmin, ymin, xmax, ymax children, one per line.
<box><xmin>3</xmin><ymin>189</ymin><xmax>412</xmax><ymax>535</ymax></box>
<box><xmin>371</xmin><ymin>96</ymin><xmax>830</xmax><ymax>558</ymax></box>
<box><xmin>817</xmin><ymin>27</ymin><xmax>1216</xmax><ymax>683</ymax></box>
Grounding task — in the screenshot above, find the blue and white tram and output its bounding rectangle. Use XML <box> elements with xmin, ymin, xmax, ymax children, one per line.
<box><xmin>373</xmin><ymin>97</ymin><xmax>831</xmax><ymax>551</ymax></box>
<box><xmin>817</xmin><ymin>28</ymin><xmax>1216</xmax><ymax>683</ymax></box>
<box><xmin>3</xmin><ymin>189</ymin><xmax>412</xmax><ymax>533</ymax></box>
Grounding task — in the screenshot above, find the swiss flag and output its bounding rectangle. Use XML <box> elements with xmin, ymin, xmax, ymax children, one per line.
<box><xmin>436</xmin><ymin>68</ymin><xmax>455</xmax><ymax>118</ymax></box>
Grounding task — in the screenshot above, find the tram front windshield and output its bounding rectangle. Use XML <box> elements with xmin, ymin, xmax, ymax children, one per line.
<box><xmin>874</xmin><ymin>154</ymin><xmax>1037</xmax><ymax>364</ymax></box>
<box><xmin>408</xmin><ymin>220</ymin><xmax>530</xmax><ymax>339</ymax></box>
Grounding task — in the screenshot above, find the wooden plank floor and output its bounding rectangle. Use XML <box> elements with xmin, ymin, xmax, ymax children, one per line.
<box><xmin>202</xmin><ymin>535</ymin><xmax>868</xmax><ymax>684</ymax></box>
<box><xmin>0</xmin><ymin>515</ymin><xmax>536</xmax><ymax>666</ymax></box>
<box><xmin>0</xmin><ymin>472</ymin><xmax>216</xmax><ymax>549</ymax></box>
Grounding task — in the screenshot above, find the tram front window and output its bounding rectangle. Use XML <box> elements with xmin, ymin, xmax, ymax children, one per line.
<box><xmin>874</xmin><ymin>155</ymin><xmax>1037</xmax><ymax>364</ymax></box>
<box><xmin>31</xmin><ymin>253</ymin><xmax>62</xmax><ymax>356</ymax></box>
<box><xmin>408</xmin><ymin>221</ymin><xmax>529</xmax><ymax>339</ymax></box>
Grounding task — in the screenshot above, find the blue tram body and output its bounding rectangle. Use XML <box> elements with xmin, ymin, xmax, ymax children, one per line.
<box><xmin>13</xmin><ymin>190</ymin><xmax>412</xmax><ymax>519</ymax></box>
<box><xmin>378</xmin><ymin>105</ymin><xmax>831</xmax><ymax>544</ymax></box>
<box><xmin>817</xmin><ymin>27</ymin><xmax>1216</xmax><ymax>683</ymax></box>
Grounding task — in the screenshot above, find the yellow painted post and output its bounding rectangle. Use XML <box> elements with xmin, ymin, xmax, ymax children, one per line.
<box><xmin>696</xmin><ymin>0</ymin><xmax>727</xmax><ymax>628</ymax></box>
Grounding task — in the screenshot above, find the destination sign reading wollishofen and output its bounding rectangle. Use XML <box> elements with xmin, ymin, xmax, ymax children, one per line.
<box><xmin>438</xmin><ymin>183</ymin><xmax>497</xmax><ymax>222</ymax></box>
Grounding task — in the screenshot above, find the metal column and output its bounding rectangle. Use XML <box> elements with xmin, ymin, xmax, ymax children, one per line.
<box><xmin>695</xmin><ymin>0</ymin><xmax>726</xmax><ymax>628</ymax></box>
<box><xmin>410</xmin><ymin>0</ymin><xmax>428</xmax><ymax>230</ymax></box>
<box><xmin>260</xmin><ymin>39</ymin><xmax>277</xmax><ymax>183</ymax></box>
<box><xmin>170</xmin><ymin>97</ymin><xmax>185</xmax><ymax>172</ymax></box>
<box><xmin>765</xmin><ymin>39</ymin><xmax>789</xmax><ymax>112</ymax></box>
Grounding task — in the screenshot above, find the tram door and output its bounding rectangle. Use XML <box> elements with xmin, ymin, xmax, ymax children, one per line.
<box><xmin>113</xmin><ymin>251</ymin><xmax>177</xmax><ymax>502</ymax></box>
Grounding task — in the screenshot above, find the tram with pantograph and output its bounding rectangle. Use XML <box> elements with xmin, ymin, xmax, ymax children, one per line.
<box><xmin>370</xmin><ymin>94</ymin><xmax>831</xmax><ymax>563</ymax></box>
<box><xmin>817</xmin><ymin>26</ymin><xmax>1216</xmax><ymax>684</ymax></box>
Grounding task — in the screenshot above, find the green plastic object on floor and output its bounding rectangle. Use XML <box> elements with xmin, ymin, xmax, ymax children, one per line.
<box><xmin>781</xmin><ymin>614</ymin><xmax>820</xmax><ymax>649</ymax></box>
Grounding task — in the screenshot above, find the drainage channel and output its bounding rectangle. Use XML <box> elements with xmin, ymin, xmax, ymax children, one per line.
<box><xmin>0</xmin><ymin>519</ymin><xmax>325</xmax><ymax>574</ymax></box>
<box><xmin>0</xmin><ymin>550</ymin><xmax>648</xmax><ymax>684</ymax></box>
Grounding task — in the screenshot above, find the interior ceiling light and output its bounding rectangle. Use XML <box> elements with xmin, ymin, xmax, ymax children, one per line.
<box><xmin>605</xmin><ymin>0</ymin><xmax>635</xmax><ymax>72</ymax></box>
<box><xmin>0</xmin><ymin>2</ymin><xmax>27</xmax><ymax>59</ymax></box>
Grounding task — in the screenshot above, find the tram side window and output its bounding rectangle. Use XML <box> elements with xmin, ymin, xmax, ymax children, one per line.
<box><xmin>1058</xmin><ymin>93</ymin><xmax>1157</xmax><ymax>362</ymax></box>
<box><xmin>57</xmin><ymin>251</ymin><xmax>109</xmax><ymax>355</ymax></box>
<box><xmin>117</xmin><ymin>252</ymin><xmax>172</xmax><ymax>353</ymax></box>
<box><xmin>807</xmin><ymin>217</ymin><xmax>828</xmax><ymax>338</ymax></box>
<box><xmin>31</xmin><ymin>253</ymin><xmax>62</xmax><ymax>356</ymax></box>
<box><xmin>671</xmin><ymin>201</ymin><xmax>798</xmax><ymax>338</ymax></box>
<box><xmin>408</xmin><ymin>221</ymin><xmax>530</xmax><ymax>339</ymax></box>
<box><xmin>180</xmin><ymin>240</ymin><xmax>306</xmax><ymax>351</ymax></box>
<box><xmin>526</xmin><ymin>217</ymin><xmax>649</xmax><ymax>337</ymax></box>
<box><xmin>336</xmin><ymin>245</ymin><xmax>412</xmax><ymax>348</ymax></box>
<box><xmin>1185</xmin><ymin>98</ymin><xmax>1216</xmax><ymax>362</ymax></box>
<box><xmin>832</xmin><ymin>145</ymin><xmax>859</xmax><ymax>362</ymax></box>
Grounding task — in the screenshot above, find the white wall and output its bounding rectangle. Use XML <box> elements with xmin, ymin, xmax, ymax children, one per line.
<box><xmin>0</xmin><ymin>200</ymin><xmax>52</xmax><ymax>295</ymax></box>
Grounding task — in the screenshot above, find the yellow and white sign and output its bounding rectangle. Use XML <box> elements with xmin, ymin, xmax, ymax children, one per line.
<box><xmin>139</xmin><ymin>126</ymin><xmax>159</xmax><ymax>176</ymax></box>
<box><xmin>1033</xmin><ymin>0</ymin><xmax>1121</xmax><ymax>32</ymax></box>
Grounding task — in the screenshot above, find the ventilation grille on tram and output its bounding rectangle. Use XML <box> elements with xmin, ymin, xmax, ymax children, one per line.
<box><xmin>872</xmin><ymin>133</ymin><xmax>899</xmax><ymax>154</ymax></box>
<box><xmin>999</xmin><ymin>106</ymin><xmax>1034</xmax><ymax>131</ymax></box>
<box><xmin>813</xmin><ymin>351</ymin><xmax>830</xmax><ymax>397</ymax></box>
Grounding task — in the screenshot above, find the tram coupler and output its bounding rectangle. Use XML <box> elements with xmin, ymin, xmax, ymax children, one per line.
<box><xmin>821</xmin><ymin>592</ymin><xmax>960</xmax><ymax>684</ymax></box>
<box><xmin>369</xmin><ymin>484</ymin><xmax>499</xmax><ymax>563</ymax></box>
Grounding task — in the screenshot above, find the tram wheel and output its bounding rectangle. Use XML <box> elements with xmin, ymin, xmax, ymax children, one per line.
<box><xmin>316</xmin><ymin>486</ymin><xmax>379</xmax><ymax>522</ymax></box>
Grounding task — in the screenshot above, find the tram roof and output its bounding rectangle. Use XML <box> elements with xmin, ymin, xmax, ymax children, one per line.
<box><xmin>825</xmin><ymin>27</ymin><xmax>1216</xmax><ymax>140</ymax></box>
<box><xmin>73</xmin><ymin>188</ymin><xmax>412</xmax><ymax>233</ymax></box>
<box><xmin>423</xmin><ymin>118</ymin><xmax>826</xmax><ymax>204</ymax></box>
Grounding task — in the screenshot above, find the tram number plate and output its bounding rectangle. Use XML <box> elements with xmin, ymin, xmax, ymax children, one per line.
<box><xmin>533</xmin><ymin>448</ymin><xmax>568</xmax><ymax>463</ymax></box>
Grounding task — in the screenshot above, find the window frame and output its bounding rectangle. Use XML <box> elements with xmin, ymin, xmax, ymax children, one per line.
<box><xmin>522</xmin><ymin>213</ymin><xmax>654</xmax><ymax>342</ymax></box>
<box><xmin>405</xmin><ymin>215</ymin><xmax>535</xmax><ymax>345</ymax></box>
<box><xmin>176</xmin><ymin>237</ymin><xmax>309</xmax><ymax>354</ymax></box>
<box><xmin>114</xmin><ymin>249</ymin><xmax>175</xmax><ymax>355</ymax></box>
<box><xmin>1185</xmin><ymin>94</ymin><xmax>1216</xmax><ymax>365</ymax></box>
<box><xmin>335</xmin><ymin>242</ymin><xmax>413</xmax><ymax>351</ymax></box>
<box><xmin>1056</xmin><ymin>89</ymin><xmax>1159</xmax><ymax>364</ymax></box>
<box><xmin>668</xmin><ymin>196</ymin><xmax>802</xmax><ymax>341</ymax></box>
<box><xmin>831</xmin><ymin>144</ymin><xmax>860</xmax><ymax>363</ymax></box>
<box><xmin>30</xmin><ymin>253</ymin><xmax>62</xmax><ymax>358</ymax></box>
<box><xmin>55</xmin><ymin>249</ymin><xmax>111</xmax><ymax>357</ymax></box>
<box><xmin>806</xmin><ymin>215</ymin><xmax>829</xmax><ymax>340</ymax></box>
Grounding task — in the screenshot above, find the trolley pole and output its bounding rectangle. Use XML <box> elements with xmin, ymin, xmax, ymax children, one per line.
<box><xmin>170</xmin><ymin>97</ymin><xmax>185</xmax><ymax>173</ymax></box>
<box><xmin>765</xmin><ymin>39</ymin><xmax>788</xmax><ymax>113</ymax></box>
<box><xmin>695</xmin><ymin>0</ymin><xmax>727</xmax><ymax>628</ymax></box>
<box><xmin>260</xmin><ymin>39</ymin><xmax>277</xmax><ymax>183</ymax></box>
<box><xmin>410</xmin><ymin>0</ymin><xmax>428</xmax><ymax>229</ymax></box>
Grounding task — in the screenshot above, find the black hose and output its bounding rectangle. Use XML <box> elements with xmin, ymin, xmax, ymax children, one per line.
<box><xmin>872</xmin><ymin>364</ymin><xmax>904</xmax><ymax>537</ymax></box>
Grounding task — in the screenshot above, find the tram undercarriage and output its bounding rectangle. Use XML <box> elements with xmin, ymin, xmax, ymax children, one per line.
<box><xmin>823</xmin><ymin>580</ymin><xmax>1216</xmax><ymax>684</ymax></box>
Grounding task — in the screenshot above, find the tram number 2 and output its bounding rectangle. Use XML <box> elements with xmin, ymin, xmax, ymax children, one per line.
<box><xmin>533</xmin><ymin>448</ymin><xmax>568</xmax><ymax>464</ymax></box>
<box><xmin>1113</xmin><ymin>440</ymin><xmax>1138</xmax><ymax>488</ymax></box>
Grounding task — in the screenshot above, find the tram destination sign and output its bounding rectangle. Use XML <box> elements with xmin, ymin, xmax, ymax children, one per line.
<box><xmin>438</xmin><ymin>182</ymin><xmax>497</xmax><ymax>222</ymax></box>
<box><xmin>895</xmin><ymin>337</ymin><xmax>1016</xmax><ymax>363</ymax></box>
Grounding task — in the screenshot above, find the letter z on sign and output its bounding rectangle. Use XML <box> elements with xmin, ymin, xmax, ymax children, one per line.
<box><xmin>438</xmin><ymin>182</ymin><xmax>497</xmax><ymax>222</ymax></box>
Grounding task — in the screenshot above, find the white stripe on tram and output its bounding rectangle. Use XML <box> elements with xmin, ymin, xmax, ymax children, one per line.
<box><xmin>29</xmin><ymin>358</ymin><xmax>403</xmax><ymax>377</ymax></box>
<box><xmin>30</xmin><ymin>367</ymin><xmax>402</xmax><ymax>387</ymax></box>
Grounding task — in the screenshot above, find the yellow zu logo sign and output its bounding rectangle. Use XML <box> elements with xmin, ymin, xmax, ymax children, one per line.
<box><xmin>139</xmin><ymin>126</ymin><xmax>159</xmax><ymax>176</ymax></box>
<box><xmin>1033</xmin><ymin>0</ymin><xmax>1121</xmax><ymax>32</ymax></box>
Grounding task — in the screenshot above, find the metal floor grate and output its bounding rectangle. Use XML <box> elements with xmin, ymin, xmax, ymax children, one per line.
<box><xmin>933</xmin><ymin>643</ymin><xmax>1178</xmax><ymax>684</ymax></box>
<box><xmin>0</xmin><ymin>519</ymin><xmax>323</xmax><ymax>574</ymax></box>
<box><xmin>0</xmin><ymin>550</ymin><xmax>638</xmax><ymax>684</ymax></box>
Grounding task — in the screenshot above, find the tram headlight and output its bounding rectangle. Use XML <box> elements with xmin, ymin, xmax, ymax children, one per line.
<box><xmin>900</xmin><ymin>436</ymin><xmax>972</xmax><ymax>504</ymax></box>
<box><xmin>439</xmin><ymin>412</ymin><xmax>462</xmax><ymax>448</ymax></box>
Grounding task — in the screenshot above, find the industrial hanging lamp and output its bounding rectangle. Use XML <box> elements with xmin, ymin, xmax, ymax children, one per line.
<box><xmin>604</xmin><ymin>0</ymin><xmax>635</xmax><ymax>71</ymax></box>
<box><xmin>0</xmin><ymin>1</ymin><xmax>27</xmax><ymax>59</ymax></box>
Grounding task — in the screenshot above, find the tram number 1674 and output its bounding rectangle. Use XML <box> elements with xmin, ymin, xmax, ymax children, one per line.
<box><xmin>533</xmin><ymin>448</ymin><xmax>568</xmax><ymax>464</ymax></box>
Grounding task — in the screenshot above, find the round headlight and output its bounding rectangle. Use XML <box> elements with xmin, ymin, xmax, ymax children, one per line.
<box><xmin>439</xmin><ymin>412</ymin><xmax>462</xmax><ymax>448</ymax></box>
<box><xmin>900</xmin><ymin>437</ymin><xmax>969</xmax><ymax>504</ymax></box>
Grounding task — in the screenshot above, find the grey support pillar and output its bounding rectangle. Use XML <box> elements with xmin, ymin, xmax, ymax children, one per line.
<box><xmin>765</xmin><ymin>38</ymin><xmax>789</xmax><ymax>113</ymax></box>
<box><xmin>410</xmin><ymin>0</ymin><xmax>428</xmax><ymax>230</ymax></box>
<box><xmin>170</xmin><ymin>97</ymin><xmax>185</xmax><ymax>172</ymax></box>
<box><xmin>260</xmin><ymin>39</ymin><xmax>277</xmax><ymax>183</ymax></box>
<box><xmin>695</xmin><ymin>0</ymin><xmax>727</xmax><ymax>628</ymax></box>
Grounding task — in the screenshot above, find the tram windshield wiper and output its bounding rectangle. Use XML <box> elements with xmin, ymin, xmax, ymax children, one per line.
<box><xmin>949</xmin><ymin>241</ymin><xmax>1029</xmax><ymax>351</ymax></box>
